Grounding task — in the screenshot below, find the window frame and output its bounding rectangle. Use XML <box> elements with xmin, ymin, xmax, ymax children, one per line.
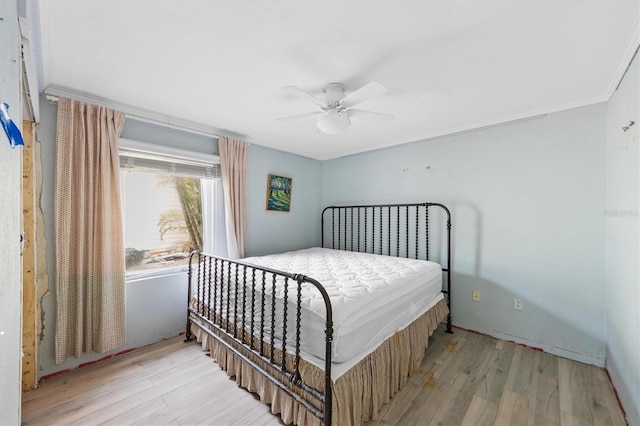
<box><xmin>118</xmin><ymin>138</ymin><xmax>221</xmax><ymax>281</ymax></box>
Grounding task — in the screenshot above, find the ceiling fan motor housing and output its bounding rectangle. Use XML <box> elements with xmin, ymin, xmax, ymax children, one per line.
<box><xmin>323</xmin><ymin>83</ymin><xmax>346</xmax><ymax>106</ymax></box>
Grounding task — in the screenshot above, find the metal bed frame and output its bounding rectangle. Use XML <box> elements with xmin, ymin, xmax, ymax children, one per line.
<box><xmin>185</xmin><ymin>202</ymin><xmax>452</xmax><ymax>425</ymax></box>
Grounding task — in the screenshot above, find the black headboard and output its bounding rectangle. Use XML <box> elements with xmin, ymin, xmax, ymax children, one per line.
<box><xmin>321</xmin><ymin>202</ymin><xmax>453</xmax><ymax>332</ymax></box>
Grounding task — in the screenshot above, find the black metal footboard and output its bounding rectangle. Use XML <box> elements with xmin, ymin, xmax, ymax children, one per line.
<box><xmin>184</xmin><ymin>251</ymin><xmax>334</xmax><ymax>425</ymax></box>
<box><xmin>321</xmin><ymin>202</ymin><xmax>453</xmax><ymax>333</ymax></box>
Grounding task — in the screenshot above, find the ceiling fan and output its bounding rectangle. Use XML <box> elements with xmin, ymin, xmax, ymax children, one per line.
<box><xmin>278</xmin><ymin>81</ymin><xmax>393</xmax><ymax>135</ymax></box>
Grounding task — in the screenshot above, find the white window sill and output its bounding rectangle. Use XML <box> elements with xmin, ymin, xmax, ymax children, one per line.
<box><xmin>125</xmin><ymin>264</ymin><xmax>192</xmax><ymax>282</ymax></box>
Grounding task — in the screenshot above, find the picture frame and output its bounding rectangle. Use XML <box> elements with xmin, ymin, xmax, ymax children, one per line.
<box><xmin>266</xmin><ymin>174</ymin><xmax>292</xmax><ymax>212</ymax></box>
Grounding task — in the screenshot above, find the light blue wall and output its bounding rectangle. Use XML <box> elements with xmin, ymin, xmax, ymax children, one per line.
<box><xmin>246</xmin><ymin>144</ymin><xmax>322</xmax><ymax>257</ymax></box>
<box><xmin>37</xmin><ymin>96</ymin><xmax>612</xmax><ymax>375</ymax></box>
<box><xmin>0</xmin><ymin>1</ymin><xmax>24</xmax><ymax>423</ymax></box>
<box><xmin>322</xmin><ymin>104</ymin><xmax>608</xmax><ymax>366</ymax></box>
<box><xmin>37</xmin><ymin>93</ymin><xmax>59</xmax><ymax>377</ymax></box>
<box><xmin>605</xmin><ymin>53</ymin><xmax>639</xmax><ymax>425</ymax></box>
<box><xmin>121</xmin><ymin>120</ymin><xmax>217</xmax><ymax>155</ymax></box>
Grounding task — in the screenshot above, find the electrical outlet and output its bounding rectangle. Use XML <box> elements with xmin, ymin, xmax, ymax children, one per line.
<box><xmin>472</xmin><ymin>290</ymin><xmax>481</xmax><ymax>302</ymax></box>
<box><xmin>513</xmin><ymin>297</ymin><xmax>523</xmax><ymax>310</ymax></box>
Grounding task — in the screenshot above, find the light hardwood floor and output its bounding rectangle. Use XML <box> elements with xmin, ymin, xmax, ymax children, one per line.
<box><xmin>22</xmin><ymin>326</ymin><xmax>627</xmax><ymax>426</ymax></box>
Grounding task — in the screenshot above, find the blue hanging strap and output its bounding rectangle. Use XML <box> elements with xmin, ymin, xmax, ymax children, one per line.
<box><xmin>0</xmin><ymin>103</ymin><xmax>25</xmax><ymax>148</ymax></box>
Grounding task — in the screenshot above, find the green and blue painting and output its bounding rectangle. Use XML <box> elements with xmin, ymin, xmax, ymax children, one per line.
<box><xmin>266</xmin><ymin>174</ymin><xmax>292</xmax><ymax>211</ymax></box>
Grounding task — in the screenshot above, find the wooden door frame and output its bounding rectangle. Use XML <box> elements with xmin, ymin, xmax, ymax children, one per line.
<box><xmin>22</xmin><ymin>119</ymin><xmax>37</xmax><ymax>392</ymax></box>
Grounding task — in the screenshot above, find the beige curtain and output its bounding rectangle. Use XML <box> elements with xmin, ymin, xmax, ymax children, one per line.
<box><xmin>219</xmin><ymin>136</ymin><xmax>247</xmax><ymax>259</ymax></box>
<box><xmin>54</xmin><ymin>98</ymin><xmax>126</xmax><ymax>364</ymax></box>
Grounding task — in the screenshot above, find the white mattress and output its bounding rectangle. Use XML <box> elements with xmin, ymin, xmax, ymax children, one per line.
<box><xmin>242</xmin><ymin>247</ymin><xmax>443</xmax><ymax>366</ymax></box>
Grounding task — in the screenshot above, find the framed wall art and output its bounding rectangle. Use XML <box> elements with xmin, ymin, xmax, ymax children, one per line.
<box><xmin>266</xmin><ymin>174</ymin><xmax>292</xmax><ymax>212</ymax></box>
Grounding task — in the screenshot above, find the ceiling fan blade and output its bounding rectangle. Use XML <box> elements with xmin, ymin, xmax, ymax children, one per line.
<box><xmin>282</xmin><ymin>86</ymin><xmax>326</xmax><ymax>107</ymax></box>
<box><xmin>347</xmin><ymin>109</ymin><xmax>394</xmax><ymax>122</ymax></box>
<box><xmin>341</xmin><ymin>81</ymin><xmax>388</xmax><ymax>108</ymax></box>
<box><xmin>276</xmin><ymin>111</ymin><xmax>322</xmax><ymax>121</ymax></box>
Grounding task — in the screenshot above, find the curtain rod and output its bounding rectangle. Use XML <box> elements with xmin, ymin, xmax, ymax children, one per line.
<box><xmin>44</xmin><ymin>90</ymin><xmax>220</xmax><ymax>140</ymax></box>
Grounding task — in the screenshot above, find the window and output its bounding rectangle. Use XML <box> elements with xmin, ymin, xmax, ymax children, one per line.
<box><xmin>119</xmin><ymin>139</ymin><xmax>224</xmax><ymax>277</ymax></box>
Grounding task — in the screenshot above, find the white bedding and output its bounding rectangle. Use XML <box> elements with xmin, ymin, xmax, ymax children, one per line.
<box><xmin>242</xmin><ymin>247</ymin><xmax>443</xmax><ymax>366</ymax></box>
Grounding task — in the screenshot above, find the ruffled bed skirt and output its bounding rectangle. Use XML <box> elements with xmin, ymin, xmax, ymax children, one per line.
<box><xmin>190</xmin><ymin>298</ymin><xmax>448</xmax><ymax>425</ymax></box>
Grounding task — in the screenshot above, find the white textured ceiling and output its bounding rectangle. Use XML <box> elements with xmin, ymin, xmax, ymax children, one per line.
<box><xmin>38</xmin><ymin>1</ymin><xmax>639</xmax><ymax>160</ymax></box>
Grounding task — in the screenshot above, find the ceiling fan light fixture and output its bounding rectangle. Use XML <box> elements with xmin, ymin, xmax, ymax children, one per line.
<box><xmin>317</xmin><ymin>110</ymin><xmax>350</xmax><ymax>135</ymax></box>
<box><xmin>281</xmin><ymin>81</ymin><xmax>391</xmax><ymax>135</ymax></box>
